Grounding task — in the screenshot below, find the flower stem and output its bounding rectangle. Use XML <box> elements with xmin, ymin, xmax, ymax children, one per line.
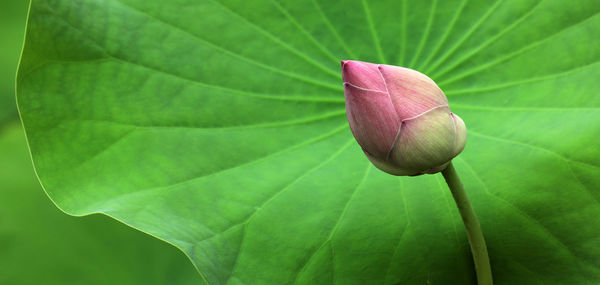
<box><xmin>441</xmin><ymin>162</ymin><xmax>493</xmax><ymax>285</ymax></box>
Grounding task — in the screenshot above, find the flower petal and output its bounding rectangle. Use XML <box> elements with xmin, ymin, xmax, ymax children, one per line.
<box><xmin>344</xmin><ymin>82</ymin><xmax>400</xmax><ymax>158</ymax></box>
<box><xmin>363</xmin><ymin>151</ymin><xmax>417</xmax><ymax>176</ymax></box>
<box><xmin>389</xmin><ymin>106</ymin><xmax>455</xmax><ymax>172</ymax></box>
<box><xmin>378</xmin><ymin>64</ymin><xmax>448</xmax><ymax>119</ymax></box>
<box><xmin>341</xmin><ymin>60</ymin><xmax>387</xmax><ymax>92</ymax></box>
<box><xmin>451</xmin><ymin>113</ymin><xmax>467</xmax><ymax>157</ymax></box>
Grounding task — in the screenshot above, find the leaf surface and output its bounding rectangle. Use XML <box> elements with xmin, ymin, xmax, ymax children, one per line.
<box><xmin>17</xmin><ymin>0</ymin><xmax>600</xmax><ymax>284</ymax></box>
<box><xmin>0</xmin><ymin>124</ymin><xmax>203</xmax><ymax>285</ymax></box>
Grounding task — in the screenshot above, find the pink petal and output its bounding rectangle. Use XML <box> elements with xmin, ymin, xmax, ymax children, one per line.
<box><xmin>378</xmin><ymin>64</ymin><xmax>448</xmax><ymax>120</ymax></box>
<box><xmin>341</xmin><ymin>60</ymin><xmax>387</xmax><ymax>92</ymax></box>
<box><xmin>344</xmin><ymin>82</ymin><xmax>400</xmax><ymax>158</ymax></box>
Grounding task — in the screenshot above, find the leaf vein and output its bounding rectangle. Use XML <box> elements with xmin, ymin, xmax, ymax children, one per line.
<box><xmin>438</xmin><ymin>12</ymin><xmax>600</xmax><ymax>85</ymax></box>
<box><xmin>425</xmin><ymin>0</ymin><xmax>504</xmax><ymax>74</ymax></box>
<box><xmin>57</xmin><ymin>109</ymin><xmax>346</xmax><ymax>133</ymax></box>
<box><xmin>443</xmin><ymin>61</ymin><xmax>600</xmax><ymax>94</ymax></box>
<box><xmin>456</xmin><ymin>157</ymin><xmax>600</xmax><ymax>268</ymax></box>
<box><xmin>362</xmin><ymin>0</ymin><xmax>387</xmax><ymax>63</ymax></box>
<box><xmin>409</xmin><ymin>0</ymin><xmax>437</xmax><ymax>68</ymax></box>
<box><xmin>80</xmin><ymin>125</ymin><xmax>349</xmax><ymax>213</ymax></box>
<box><xmin>382</xmin><ymin>178</ymin><xmax>411</xmax><ymax>285</ymax></box>
<box><xmin>208</xmin><ymin>0</ymin><xmax>340</xmax><ymax>78</ymax></box>
<box><xmin>468</xmin><ymin>130</ymin><xmax>600</xmax><ymax>169</ymax></box>
<box><xmin>292</xmin><ymin>163</ymin><xmax>372</xmax><ymax>284</ymax></box>
<box><xmin>432</xmin><ymin>0</ymin><xmax>546</xmax><ymax>79</ymax></box>
<box><xmin>49</xmin><ymin>1</ymin><xmax>342</xmax><ymax>91</ymax></box>
<box><xmin>311</xmin><ymin>0</ymin><xmax>358</xmax><ymax>59</ymax></box>
<box><xmin>270</xmin><ymin>0</ymin><xmax>339</xmax><ymax>63</ymax></box>
<box><xmin>419</xmin><ymin>0</ymin><xmax>468</xmax><ymax>70</ymax></box>
<box><xmin>225</xmin><ymin>139</ymin><xmax>357</xmax><ymax>283</ymax></box>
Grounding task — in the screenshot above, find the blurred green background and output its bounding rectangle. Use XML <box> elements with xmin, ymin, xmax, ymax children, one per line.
<box><xmin>0</xmin><ymin>1</ymin><xmax>203</xmax><ymax>284</ymax></box>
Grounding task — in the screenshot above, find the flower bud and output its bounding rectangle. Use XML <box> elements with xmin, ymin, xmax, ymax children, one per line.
<box><xmin>341</xmin><ymin>60</ymin><xmax>466</xmax><ymax>176</ymax></box>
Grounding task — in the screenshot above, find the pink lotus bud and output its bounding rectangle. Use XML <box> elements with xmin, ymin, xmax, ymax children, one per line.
<box><xmin>341</xmin><ymin>60</ymin><xmax>467</xmax><ymax>176</ymax></box>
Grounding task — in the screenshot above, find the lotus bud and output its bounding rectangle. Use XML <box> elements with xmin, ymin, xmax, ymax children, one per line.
<box><xmin>341</xmin><ymin>60</ymin><xmax>467</xmax><ymax>176</ymax></box>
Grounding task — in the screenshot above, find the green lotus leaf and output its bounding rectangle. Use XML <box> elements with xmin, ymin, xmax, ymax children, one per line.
<box><xmin>17</xmin><ymin>0</ymin><xmax>600</xmax><ymax>284</ymax></box>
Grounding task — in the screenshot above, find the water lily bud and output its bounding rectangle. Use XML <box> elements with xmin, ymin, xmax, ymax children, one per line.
<box><xmin>341</xmin><ymin>60</ymin><xmax>466</xmax><ymax>176</ymax></box>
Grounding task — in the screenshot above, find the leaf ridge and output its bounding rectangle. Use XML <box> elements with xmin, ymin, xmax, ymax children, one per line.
<box><xmin>397</xmin><ymin>0</ymin><xmax>408</xmax><ymax>66</ymax></box>
<box><xmin>269</xmin><ymin>0</ymin><xmax>339</xmax><ymax>63</ymax></box>
<box><xmin>450</xmin><ymin>104</ymin><xmax>600</xmax><ymax>112</ymax></box>
<box><xmin>444</xmin><ymin>61</ymin><xmax>600</xmax><ymax>95</ymax></box>
<box><xmin>437</xmin><ymin>12</ymin><xmax>600</xmax><ymax>85</ymax></box>
<box><xmin>292</xmin><ymin>163</ymin><xmax>372</xmax><ymax>284</ymax></box>
<box><xmin>106</xmin><ymin>0</ymin><xmax>343</xmax><ymax>90</ymax></box>
<box><xmin>226</xmin><ymin>139</ymin><xmax>357</xmax><ymax>284</ymax></box>
<box><xmin>408</xmin><ymin>0</ymin><xmax>438</xmax><ymax>68</ymax></box>
<box><xmin>424</xmin><ymin>0</ymin><xmax>505</xmax><ymax>74</ymax></box>
<box><xmin>208</xmin><ymin>0</ymin><xmax>340</xmax><ymax>78</ymax></box>
<box><xmin>456</xmin><ymin>157</ymin><xmax>600</xmax><ymax>269</ymax></box>
<box><xmin>468</xmin><ymin>130</ymin><xmax>600</xmax><ymax>169</ymax></box>
<box><xmin>21</xmin><ymin>58</ymin><xmax>345</xmax><ymax>105</ymax></box>
<box><xmin>418</xmin><ymin>0</ymin><xmax>468</xmax><ymax>70</ymax></box>
<box><xmin>431</xmin><ymin>0</ymin><xmax>546</xmax><ymax>79</ymax></box>
<box><xmin>56</xmin><ymin>109</ymin><xmax>346</xmax><ymax>132</ymax></box>
<box><xmin>361</xmin><ymin>0</ymin><xmax>387</xmax><ymax>63</ymax></box>
<box><xmin>79</xmin><ymin>125</ymin><xmax>350</xmax><ymax>214</ymax></box>
<box><xmin>382</xmin><ymin>178</ymin><xmax>411</xmax><ymax>285</ymax></box>
<box><xmin>311</xmin><ymin>0</ymin><xmax>358</xmax><ymax>59</ymax></box>
<box><xmin>467</xmin><ymin>131</ymin><xmax>600</xmax><ymax>223</ymax></box>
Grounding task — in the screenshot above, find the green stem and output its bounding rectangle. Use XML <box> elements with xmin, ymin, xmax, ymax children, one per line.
<box><xmin>441</xmin><ymin>161</ymin><xmax>493</xmax><ymax>285</ymax></box>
